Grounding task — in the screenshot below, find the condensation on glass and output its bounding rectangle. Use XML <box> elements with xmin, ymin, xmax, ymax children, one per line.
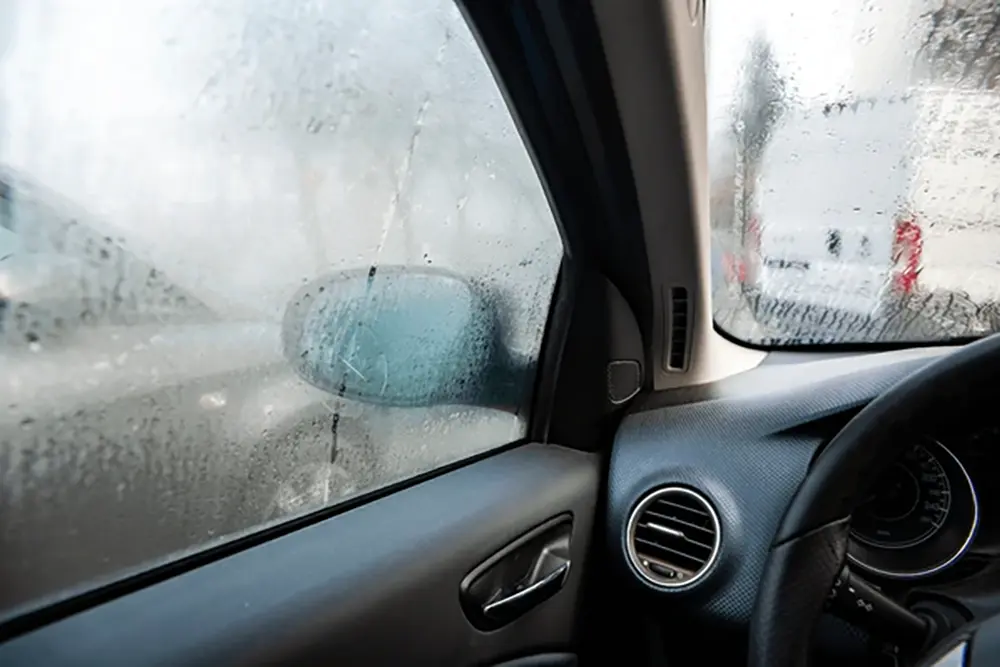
<box><xmin>0</xmin><ymin>0</ymin><xmax>562</xmax><ymax>616</ymax></box>
<box><xmin>708</xmin><ymin>0</ymin><xmax>1000</xmax><ymax>345</ymax></box>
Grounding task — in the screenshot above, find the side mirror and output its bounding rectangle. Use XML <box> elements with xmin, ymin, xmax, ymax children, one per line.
<box><xmin>281</xmin><ymin>267</ymin><xmax>529</xmax><ymax>409</ymax></box>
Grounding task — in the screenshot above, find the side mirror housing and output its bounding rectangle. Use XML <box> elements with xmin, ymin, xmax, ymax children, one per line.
<box><xmin>281</xmin><ymin>267</ymin><xmax>527</xmax><ymax>409</ymax></box>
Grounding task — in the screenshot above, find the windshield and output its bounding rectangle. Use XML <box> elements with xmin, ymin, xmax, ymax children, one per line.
<box><xmin>709</xmin><ymin>0</ymin><xmax>1000</xmax><ymax>346</ymax></box>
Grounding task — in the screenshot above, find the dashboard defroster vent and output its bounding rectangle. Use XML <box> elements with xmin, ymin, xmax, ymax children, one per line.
<box><xmin>626</xmin><ymin>486</ymin><xmax>721</xmax><ymax>589</ymax></box>
<box><xmin>666</xmin><ymin>286</ymin><xmax>690</xmax><ymax>371</ymax></box>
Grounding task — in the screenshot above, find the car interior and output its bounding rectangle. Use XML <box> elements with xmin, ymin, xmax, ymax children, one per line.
<box><xmin>4</xmin><ymin>0</ymin><xmax>1000</xmax><ymax>666</ymax></box>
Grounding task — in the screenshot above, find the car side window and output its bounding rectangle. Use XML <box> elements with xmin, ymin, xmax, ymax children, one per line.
<box><xmin>0</xmin><ymin>0</ymin><xmax>562</xmax><ymax>619</ymax></box>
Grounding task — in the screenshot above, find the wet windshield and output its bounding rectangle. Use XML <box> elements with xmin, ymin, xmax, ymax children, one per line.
<box><xmin>709</xmin><ymin>0</ymin><xmax>1000</xmax><ymax>345</ymax></box>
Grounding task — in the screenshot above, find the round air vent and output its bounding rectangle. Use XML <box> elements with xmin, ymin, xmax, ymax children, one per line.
<box><xmin>626</xmin><ymin>486</ymin><xmax>721</xmax><ymax>589</ymax></box>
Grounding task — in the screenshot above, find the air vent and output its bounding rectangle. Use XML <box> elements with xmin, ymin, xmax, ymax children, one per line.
<box><xmin>626</xmin><ymin>486</ymin><xmax>721</xmax><ymax>589</ymax></box>
<box><xmin>666</xmin><ymin>287</ymin><xmax>690</xmax><ymax>371</ymax></box>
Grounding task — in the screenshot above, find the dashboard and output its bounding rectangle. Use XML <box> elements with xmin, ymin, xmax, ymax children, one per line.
<box><xmin>607</xmin><ymin>346</ymin><xmax>1000</xmax><ymax>639</ymax></box>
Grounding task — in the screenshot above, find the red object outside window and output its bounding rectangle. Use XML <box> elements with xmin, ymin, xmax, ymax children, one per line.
<box><xmin>892</xmin><ymin>216</ymin><xmax>922</xmax><ymax>295</ymax></box>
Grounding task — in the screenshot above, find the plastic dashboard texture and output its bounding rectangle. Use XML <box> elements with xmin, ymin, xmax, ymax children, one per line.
<box><xmin>607</xmin><ymin>345</ymin><xmax>956</xmax><ymax>628</ymax></box>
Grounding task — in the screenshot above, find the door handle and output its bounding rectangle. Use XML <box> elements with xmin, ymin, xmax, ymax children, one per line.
<box><xmin>460</xmin><ymin>515</ymin><xmax>573</xmax><ymax>630</ymax></box>
<box><xmin>482</xmin><ymin>560</ymin><xmax>571</xmax><ymax>621</ymax></box>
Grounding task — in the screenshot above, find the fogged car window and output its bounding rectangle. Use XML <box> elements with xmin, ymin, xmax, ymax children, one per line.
<box><xmin>0</xmin><ymin>0</ymin><xmax>561</xmax><ymax>617</ymax></box>
<box><xmin>709</xmin><ymin>0</ymin><xmax>1000</xmax><ymax>345</ymax></box>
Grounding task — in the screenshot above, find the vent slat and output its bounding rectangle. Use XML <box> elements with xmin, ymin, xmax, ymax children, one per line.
<box><xmin>643</xmin><ymin>510</ymin><xmax>715</xmax><ymax>534</ymax></box>
<box><xmin>636</xmin><ymin>524</ymin><xmax>715</xmax><ymax>553</ymax></box>
<box><xmin>652</xmin><ymin>498</ymin><xmax>710</xmax><ymax>518</ymax></box>
<box><xmin>634</xmin><ymin>538</ymin><xmax>707</xmax><ymax>569</ymax></box>
<box><xmin>637</xmin><ymin>525</ymin><xmax>713</xmax><ymax>551</ymax></box>
<box><xmin>636</xmin><ymin>524</ymin><xmax>714</xmax><ymax>551</ymax></box>
<box><xmin>628</xmin><ymin>487</ymin><xmax>720</xmax><ymax>588</ymax></box>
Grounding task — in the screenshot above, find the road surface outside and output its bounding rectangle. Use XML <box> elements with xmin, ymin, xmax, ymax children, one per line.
<box><xmin>0</xmin><ymin>0</ymin><xmax>562</xmax><ymax>618</ymax></box>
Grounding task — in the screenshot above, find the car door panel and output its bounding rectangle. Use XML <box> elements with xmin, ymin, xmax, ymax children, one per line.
<box><xmin>0</xmin><ymin>443</ymin><xmax>598</xmax><ymax>667</ymax></box>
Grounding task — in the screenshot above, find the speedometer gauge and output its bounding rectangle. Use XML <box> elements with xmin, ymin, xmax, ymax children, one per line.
<box><xmin>851</xmin><ymin>443</ymin><xmax>951</xmax><ymax>549</ymax></box>
<box><xmin>848</xmin><ymin>437</ymin><xmax>978</xmax><ymax>579</ymax></box>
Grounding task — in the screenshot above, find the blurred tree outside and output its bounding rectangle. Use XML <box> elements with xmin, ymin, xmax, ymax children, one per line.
<box><xmin>719</xmin><ymin>31</ymin><xmax>788</xmax><ymax>235</ymax></box>
<box><xmin>918</xmin><ymin>0</ymin><xmax>1000</xmax><ymax>89</ymax></box>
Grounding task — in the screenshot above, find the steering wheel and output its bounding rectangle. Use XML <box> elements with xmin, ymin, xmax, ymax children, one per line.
<box><xmin>749</xmin><ymin>334</ymin><xmax>1000</xmax><ymax>667</ymax></box>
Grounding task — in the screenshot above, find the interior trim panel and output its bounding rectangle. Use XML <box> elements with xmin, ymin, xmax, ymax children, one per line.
<box><xmin>0</xmin><ymin>444</ymin><xmax>599</xmax><ymax>667</ymax></box>
<box><xmin>607</xmin><ymin>346</ymin><xmax>955</xmax><ymax>626</ymax></box>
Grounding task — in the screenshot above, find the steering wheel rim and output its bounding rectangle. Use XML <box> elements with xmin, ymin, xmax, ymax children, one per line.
<box><xmin>748</xmin><ymin>333</ymin><xmax>1000</xmax><ymax>667</ymax></box>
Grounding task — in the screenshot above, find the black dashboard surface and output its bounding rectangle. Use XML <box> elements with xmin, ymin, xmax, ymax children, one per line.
<box><xmin>606</xmin><ymin>346</ymin><xmax>965</xmax><ymax>628</ymax></box>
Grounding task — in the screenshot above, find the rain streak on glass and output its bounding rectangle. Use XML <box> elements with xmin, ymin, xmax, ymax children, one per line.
<box><xmin>708</xmin><ymin>0</ymin><xmax>1000</xmax><ymax>346</ymax></box>
<box><xmin>0</xmin><ymin>0</ymin><xmax>562</xmax><ymax>616</ymax></box>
